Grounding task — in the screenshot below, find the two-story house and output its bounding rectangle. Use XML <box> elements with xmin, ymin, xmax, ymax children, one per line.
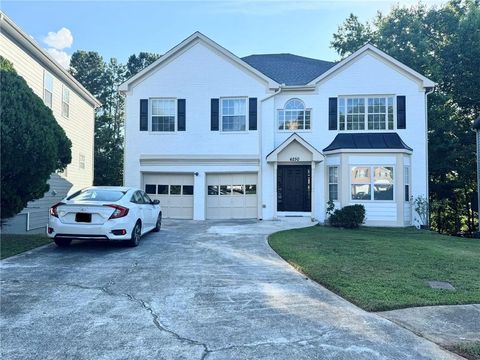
<box><xmin>120</xmin><ymin>32</ymin><xmax>435</xmax><ymax>226</ymax></box>
<box><xmin>0</xmin><ymin>13</ymin><xmax>101</xmax><ymax>233</ymax></box>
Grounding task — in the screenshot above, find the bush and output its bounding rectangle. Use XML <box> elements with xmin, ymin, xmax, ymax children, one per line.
<box><xmin>329</xmin><ymin>204</ymin><xmax>366</xmax><ymax>229</ymax></box>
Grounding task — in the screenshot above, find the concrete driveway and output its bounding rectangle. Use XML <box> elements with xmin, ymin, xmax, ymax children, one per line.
<box><xmin>1</xmin><ymin>220</ymin><xmax>462</xmax><ymax>360</ymax></box>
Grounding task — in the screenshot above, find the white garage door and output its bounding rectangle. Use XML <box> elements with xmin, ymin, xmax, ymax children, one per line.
<box><xmin>206</xmin><ymin>173</ymin><xmax>258</xmax><ymax>219</ymax></box>
<box><xmin>143</xmin><ymin>173</ymin><xmax>194</xmax><ymax>219</ymax></box>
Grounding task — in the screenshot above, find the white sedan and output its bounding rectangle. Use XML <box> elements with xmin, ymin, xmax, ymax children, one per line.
<box><xmin>47</xmin><ymin>186</ymin><xmax>162</xmax><ymax>247</ymax></box>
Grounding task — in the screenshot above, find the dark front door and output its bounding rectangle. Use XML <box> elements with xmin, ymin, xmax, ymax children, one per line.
<box><xmin>277</xmin><ymin>165</ymin><xmax>311</xmax><ymax>212</ymax></box>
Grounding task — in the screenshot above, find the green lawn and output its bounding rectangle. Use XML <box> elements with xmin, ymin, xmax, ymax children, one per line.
<box><xmin>450</xmin><ymin>342</ymin><xmax>480</xmax><ymax>360</ymax></box>
<box><xmin>268</xmin><ymin>226</ymin><xmax>480</xmax><ymax>311</ymax></box>
<box><xmin>1</xmin><ymin>234</ymin><xmax>51</xmax><ymax>260</ymax></box>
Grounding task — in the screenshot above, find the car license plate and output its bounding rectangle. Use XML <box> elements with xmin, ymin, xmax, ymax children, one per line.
<box><xmin>75</xmin><ymin>213</ymin><xmax>92</xmax><ymax>223</ymax></box>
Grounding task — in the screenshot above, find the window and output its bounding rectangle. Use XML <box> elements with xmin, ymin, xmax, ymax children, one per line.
<box><xmin>43</xmin><ymin>71</ymin><xmax>53</xmax><ymax>108</ymax></box>
<box><xmin>278</xmin><ymin>98</ymin><xmax>311</xmax><ymax>131</ymax></box>
<box><xmin>68</xmin><ymin>189</ymin><xmax>126</xmax><ymax>202</ymax></box>
<box><xmin>151</xmin><ymin>99</ymin><xmax>176</xmax><ymax>132</ymax></box>
<box><xmin>339</xmin><ymin>96</ymin><xmax>394</xmax><ymax>131</ymax></box>
<box><xmin>182</xmin><ymin>185</ymin><xmax>194</xmax><ymax>195</ymax></box>
<box><xmin>62</xmin><ymin>86</ymin><xmax>70</xmax><ymax>118</ymax></box>
<box><xmin>232</xmin><ymin>185</ymin><xmax>244</xmax><ymax>195</ymax></box>
<box><xmin>328</xmin><ymin>166</ymin><xmax>339</xmax><ymax>201</ymax></box>
<box><xmin>404</xmin><ymin>166</ymin><xmax>410</xmax><ymax>202</ymax></box>
<box><xmin>221</xmin><ymin>98</ymin><xmax>246</xmax><ymax>131</ymax></box>
<box><xmin>145</xmin><ymin>184</ymin><xmax>156</xmax><ymax>194</ymax></box>
<box><xmin>131</xmin><ymin>191</ymin><xmax>144</xmax><ymax>204</ymax></box>
<box><xmin>245</xmin><ymin>185</ymin><xmax>256</xmax><ymax>195</ymax></box>
<box><xmin>157</xmin><ymin>185</ymin><xmax>168</xmax><ymax>194</ymax></box>
<box><xmin>79</xmin><ymin>154</ymin><xmax>85</xmax><ymax>169</ymax></box>
<box><xmin>141</xmin><ymin>192</ymin><xmax>152</xmax><ymax>204</ymax></box>
<box><xmin>170</xmin><ymin>185</ymin><xmax>181</xmax><ymax>195</ymax></box>
<box><xmin>351</xmin><ymin>166</ymin><xmax>394</xmax><ymax>201</ymax></box>
<box><xmin>208</xmin><ymin>185</ymin><xmax>219</xmax><ymax>195</ymax></box>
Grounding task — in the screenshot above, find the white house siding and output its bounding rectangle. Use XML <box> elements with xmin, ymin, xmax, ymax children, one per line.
<box><xmin>123</xmin><ymin>35</ymin><xmax>430</xmax><ymax>225</ymax></box>
<box><xmin>124</xmin><ymin>41</ymin><xmax>268</xmax><ymax>220</ymax></box>
<box><xmin>0</xmin><ymin>22</ymin><xmax>96</xmax><ymax>233</ymax></box>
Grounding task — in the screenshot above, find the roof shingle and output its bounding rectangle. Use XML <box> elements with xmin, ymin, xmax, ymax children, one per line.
<box><xmin>242</xmin><ymin>53</ymin><xmax>336</xmax><ymax>86</ymax></box>
<box><xmin>323</xmin><ymin>133</ymin><xmax>412</xmax><ymax>152</ymax></box>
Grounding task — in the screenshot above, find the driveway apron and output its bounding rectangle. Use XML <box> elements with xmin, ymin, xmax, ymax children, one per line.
<box><xmin>0</xmin><ymin>220</ymin><xmax>462</xmax><ymax>360</ymax></box>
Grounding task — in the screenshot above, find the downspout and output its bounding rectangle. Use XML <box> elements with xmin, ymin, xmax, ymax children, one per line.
<box><xmin>424</xmin><ymin>86</ymin><xmax>435</xmax><ymax>227</ymax></box>
<box><xmin>258</xmin><ymin>86</ymin><xmax>283</xmax><ymax>220</ymax></box>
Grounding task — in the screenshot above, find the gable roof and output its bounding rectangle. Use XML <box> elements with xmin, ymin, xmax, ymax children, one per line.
<box><xmin>242</xmin><ymin>54</ymin><xmax>336</xmax><ymax>86</ymax></box>
<box><xmin>0</xmin><ymin>12</ymin><xmax>101</xmax><ymax>108</ymax></box>
<box><xmin>308</xmin><ymin>44</ymin><xmax>436</xmax><ymax>88</ymax></box>
<box><xmin>266</xmin><ymin>133</ymin><xmax>324</xmax><ymax>162</ymax></box>
<box><xmin>119</xmin><ymin>32</ymin><xmax>279</xmax><ymax>92</ymax></box>
<box><xmin>323</xmin><ymin>133</ymin><xmax>412</xmax><ymax>152</ymax></box>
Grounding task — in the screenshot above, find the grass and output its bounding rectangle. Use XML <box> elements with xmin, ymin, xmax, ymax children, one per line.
<box><xmin>1</xmin><ymin>234</ymin><xmax>51</xmax><ymax>260</ymax></box>
<box><xmin>268</xmin><ymin>226</ymin><xmax>480</xmax><ymax>311</ymax></box>
<box><xmin>450</xmin><ymin>342</ymin><xmax>480</xmax><ymax>360</ymax></box>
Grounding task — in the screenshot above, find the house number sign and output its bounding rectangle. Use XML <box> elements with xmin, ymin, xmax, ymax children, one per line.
<box><xmin>289</xmin><ymin>157</ymin><xmax>300</xmax><ymax>162</ymax></box>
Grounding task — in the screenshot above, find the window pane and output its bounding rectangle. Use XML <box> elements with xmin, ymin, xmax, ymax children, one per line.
<box><xmin>305</xmin><ymin>110</ymin><xmax>311</xmax><ymax>129</ymax></box>
<box><xmin>44</xmin><ymin>72</ymin><xmax>53</xmax><ymax>91</ymax></box>
<box><xmin>351</xmin><ymin>184</ymin><xmax>371</xmax><ymax>200</ymax></box>
<box><xmin>145</xmin><ymin>184</ymin><xmax>156</xmax><ymax>194</ymax></box>
<box><xmin>222</xmin><ymin>98</ymin><xmax>246</xmax><ymax>131</ymax></box>
<box><xmin>170</xmin><ymin>185</ymin><xmax>181</xmax><ymax>195</ymax></box>
<box><xmin>245</xmin><ymin>185</ymin><xmax>256</xmax><ymax>194</ymax></box>
<box><xmin>232</xmin><ymin>185</ymin><xmax>244</xmax><ymax>195</ymax></box>
<box><xmin>329</xmin><ymin>184</ymin><xmax>338</xmax><ymax>201</ymax></box>
<box><xmin>328</xmin><ymin>167</ymin><xmax>338</xmax><ymax>183</ymax></box>
<box><xmin>351</xmin><ymin>167</ymin><xmax>370</xmax><ymax>183</ymax></box>
<box><xmin>62</xmin><ymin>102</ymin><xmax>69</xmax><ymax>118</ymax></box>
<box><xmin>208</xmin><ymin>185</ymin><xmax>219</xmax><ymax>195</ymax></box>
<box><xmin>157</xmin><ymin>185</ymin><xmax>168</xmax><ymax>195</ymax></box>
<box><xmin>151</xmin><ymin>99</ymin><xmax>176</xmax><ymax>132</ymax></box>
<box><xmin>44</xmin><ymin>90</ymin><xmax>52</xmax><ymax>108</ymax></box>
<box><xmin>278</xmin><ymin>110</ymin><xmax>285</xmax><ymax>130</ymax></box>
<box><xmin>182</xmin><ymin>185</ymin><xmax>194</xmax><ymax>195</ymax></box>
<box><xmin>374</xmin><ymin>184</ymin><xmax>394</xmax><ymax>200</ymax></box>
<box><xmin>405</xmin><ymin>185</ymin><xmax>410</xmax><ymax>202</ymax></box>
<box><xmin>220</xmin><ymin>185</ymin><xmax>230</xmax><ymax>195</ymax></box>
<box><xmin>152</xmin><ymin>116</ymin><xmax>175</xmax><ymax>131</ymax></box>
<box><xmin>374</xmin><ymin>166</ymin><xmax>394</xmax><ymax>183</ymax></box>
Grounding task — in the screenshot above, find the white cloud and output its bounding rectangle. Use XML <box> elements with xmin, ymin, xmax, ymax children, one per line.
<box><xmin>46</xmin><ymin>48</ymin><xmax>71</xmax><ymax>69</ymax></box>
<box><xmin>43</xmin><ymin>27</ymin><xmax>73</xmax><ymax>50</ymax></box>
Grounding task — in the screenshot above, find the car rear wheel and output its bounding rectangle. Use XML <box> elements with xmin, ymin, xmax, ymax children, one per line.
<box><xmin>54</xmin><ymin>238</ymin><xmax>72</xmax><ymax>247</ymax></box>
<box><xmin>127</xmin><ymin>222</ymin><xmax>141</xmax><ymax>247</ymax></box>
<box><xmin>153</xmin><ymin>212</ymin><xmax>162</xmax><ymax>232</ymax></box>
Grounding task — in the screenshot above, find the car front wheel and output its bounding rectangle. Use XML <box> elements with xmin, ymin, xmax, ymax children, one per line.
<box><xmin>54</xmin><ymin>238</ymin><xmax>72</xmax><ymax>247</ymax></box>
<box><xmin>153</xmin><ymin>212</ymin><xmax>162</xmax><ymax>232</ymax></box>
<box><xmin>127</xmin><ymin>222</ymin><xmax>141</xmax><ymax>247</ymax></box>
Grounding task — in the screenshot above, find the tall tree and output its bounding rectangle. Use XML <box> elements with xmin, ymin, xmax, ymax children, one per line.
<box><xmin>331</xmin><ymin>0</ymin><xmax>480</xmax><ymax>234</ymax></box>
<box><xmin>69</xmin><ymin>51</ymin><xmax>106</xmax><ymax>103</ymax></box>
<box><xmin>1</xmin><ymin>59</ymin><xmax>71</xmax><ymax>219</ymax></box>
<box><xmin>126</xmin><ymin>52</ymin><xmax>161</xmax><ymax>78</ymax></box>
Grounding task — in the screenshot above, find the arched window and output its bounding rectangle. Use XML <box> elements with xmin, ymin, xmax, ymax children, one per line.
<box><xmin>278</xmin><ymin>98</ymin><xmax>311</xmax><ymax>131</ymax></box>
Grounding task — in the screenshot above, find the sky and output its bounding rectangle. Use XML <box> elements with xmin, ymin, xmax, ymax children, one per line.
<box><xmin>2</xmin><ymin>0</ymin><xmax>448</xmax><ymax>68</ymax></box>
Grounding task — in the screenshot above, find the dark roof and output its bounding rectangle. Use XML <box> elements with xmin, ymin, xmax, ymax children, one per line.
<box><xmin>323</xmin><ymin>133</ymin><xmax>413</xmax><ymax>152</ymax></box>
<box><xmin>242</xmin><ymin>54</ymin><xmax>336</xmax><ymax>86</ymax></box>
<box><xmin>473</xmin><ymin>116</ymin><xmax>480</xmax><ymax>130</ymax></box>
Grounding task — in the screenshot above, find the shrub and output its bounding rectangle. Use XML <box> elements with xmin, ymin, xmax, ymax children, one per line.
<box><xmin>329</xmin><ymin>204</ymin><xmax>366</xmax><ymax>229</ymax></box>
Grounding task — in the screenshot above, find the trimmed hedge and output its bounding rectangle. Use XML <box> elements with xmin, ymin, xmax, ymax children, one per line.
<box><xmin>329</xmin><ymin>204</ymin><xmax>366</xmax><ymax>229</ymax></box>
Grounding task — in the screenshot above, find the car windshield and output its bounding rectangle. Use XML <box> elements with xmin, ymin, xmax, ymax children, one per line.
<box><xmin>67</xmin><ymin>189</ymin><xmax>126</xmax><ymax>202</ymax></box>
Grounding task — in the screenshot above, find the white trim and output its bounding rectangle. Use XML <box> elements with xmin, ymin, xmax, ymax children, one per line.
<box><xmin>324</xmin><ymin>149</ymin><xmax>412</xmax><ymax>155</ymax></box>
<box><xmin>149</xmin><ymin>97</ymin><xmax>177</xmax><ymax>133</ymax></box>
<box><xmin>219</xmin><ymin>96</ymin><xmax>248</xmax><ymax>132</ymax></box>
<box><xmin>307</xmin><ymin>44</ymin><xmax>436</xmax><ymax>88</ymax></box>
<box><xmin>119</xmin><ymin>32</ymin><xmax>279</xmax><ymax>92</ymax></box>
<box><xmin>266</xmin><ymin>133</ymin><xmax>324</xmax><ymax>163</ymax></box>
<box><xmin>0</xmin><ymin>12</ymin><xmax>101</xmax><ymax>107</ymax></box>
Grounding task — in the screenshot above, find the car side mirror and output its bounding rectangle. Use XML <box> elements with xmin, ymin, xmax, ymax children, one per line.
<box><xmin>151</xmin><ymin>199</ymin><xmax>160</xmax><ymax>205</ymax></box>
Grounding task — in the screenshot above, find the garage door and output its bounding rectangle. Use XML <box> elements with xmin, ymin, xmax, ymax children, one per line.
<box><xmin>143</xmin><ymin>173</ymin><xmax>194</xmax><ymax>219</ymax></box>
<box><xmin>206</xmin><ymin>173</ymin><xmax>257</xmax><ymax>219</ymax></box>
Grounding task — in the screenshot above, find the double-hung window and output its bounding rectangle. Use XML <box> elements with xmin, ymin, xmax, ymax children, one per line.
<box><xmin>62</xmin><ymin>86</ymin><xmax>70</xmax><ymax>118</ymax></box>
<box><xmin>328</xmin><ymin>166</ymin><xmax>339</xmax><ymax>201</ymax></box>
<box><xmin>151</xmin><ymin>99</ymin><xmax>176</xmax><ymax>132</ymax></box>
<box><xmin>339</xmin><ymin>96</ymin><xmax>394</xmax><ymax>130</ymax></box>
<box><xmin>278</xmin><ymin>98</ymin><xmax>311</xmax><ymax>131</ymax></box>
<box><xmin>221</xmin><ymin>98</ymin><xmax>246</xmax><ymax>131</ymax></box>
<box><xmin>404</xmin><ymin>166</ymin><xmax>410</xmax><ymax>202</ymax></box>
<box><xmin>351</xmin><ymin>166</ymin><xmax>394</xmax><ymax>201</ymax></box>
<box><xmin>43</xmin><ymin>71</ymin><xmax>53</xmax><ymax>108</ymax></box>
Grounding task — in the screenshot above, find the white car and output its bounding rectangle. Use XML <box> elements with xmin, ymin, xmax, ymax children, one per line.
<box><xmin>47</xmin><ymin>186</ymin><xmax>162</xmax><ymax>247</ymax></box>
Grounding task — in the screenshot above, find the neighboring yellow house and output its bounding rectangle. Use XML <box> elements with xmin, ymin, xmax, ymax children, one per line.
<box><xmin>0</xmin><ymin>12</ymin><xmax>101</xmax><ymax>233</ymax></box>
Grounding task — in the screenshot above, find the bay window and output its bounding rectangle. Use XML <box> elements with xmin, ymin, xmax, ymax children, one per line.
<box><xmin>339</xmin><ymin>96</ymin><xmax>394</xmax><ymax>131</ymax></box>
<box><xmin>351</xmin><ymin>166</ymin><xmax>394</xmax><ymax>201</ymax></box>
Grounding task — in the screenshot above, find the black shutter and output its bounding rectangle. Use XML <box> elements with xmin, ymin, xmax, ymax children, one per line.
<box><xmin>397</xmin><ymin>96</ymin><xmax>406</xmax><ymax>129</ymax></box>
<box><xmin>249</xmin><ymin>97</ymin><xmax>257</xmax><ymax>130</ymax></box>
<box><xmin>177</xmin><ymin>99</ymin><xmax>186</xmax><ymax>131</ymax></box>
<box><xmin>211</xmin><ymin>98</ymin><xmax>219</xmax><ymax>131</ymax></box>
<box><xmin>328</xmin><ymin>97</ymin><xmax>337</xmax><ymax>130</ymax></box>
<box><xmin>140</xmin><ymin>99</ymin><xmax>148</xmax><ymax>131</ymax></box>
